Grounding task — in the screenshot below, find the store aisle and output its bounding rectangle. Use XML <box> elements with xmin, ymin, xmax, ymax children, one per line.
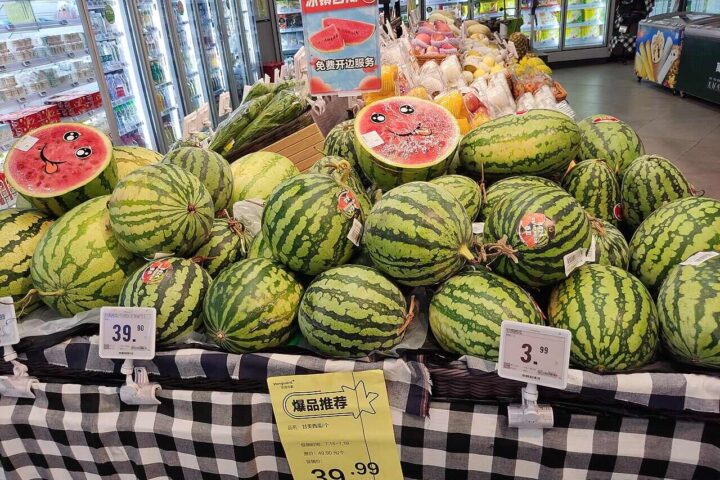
<box><xmin>553</xmin><ymin>63</ymin><xmax>720</xmax><ymax>199</ymax></box>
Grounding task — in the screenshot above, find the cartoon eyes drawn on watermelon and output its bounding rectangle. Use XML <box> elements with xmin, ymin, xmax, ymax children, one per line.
<box><xmin>39</xmin><ymin>130</ymin><xmax>93</xmax><ymax>174</ymax></box>
<box><xmin>63</xmin><ymin>131</ymin><xmax>80</xmax><ymax>142</ymax></box>
<box><xmin>370</xmin><ymin>113</ymin><xmax>385</xmax><ymax>123</ymax></box>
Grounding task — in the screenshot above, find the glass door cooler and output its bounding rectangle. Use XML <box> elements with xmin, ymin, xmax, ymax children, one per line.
<box><xmin>474</xmin><ymin>0</ymin><xmax>517</xmax><ymax>20</ymax></box>
<box><xmin>218</xmin><ymin>0</ymin><xmax>261</xmax><ymax>109</ymax></box>
<box><xmin>520</xmin><ymin>0</ymin><xmax>563</xmax><ymax>51</ymax></box>
<box><xmin>685</xmin><ymin>0</ymin><xmax>720</xmax><ymax>13</ymax></box>
<box><xmin>275</xmin><ymin>0</ymin><xmax>303</xmax><ymax>60</ymax></box>
<box><xmin>425</xmin><ymin>2</ymin><xmax>471</xmax><ymax>21</ymax></box>
<box><xmin>562</xmin><ymin>0</ymin><xmax>610</xmax><ymax>48</ymax></box>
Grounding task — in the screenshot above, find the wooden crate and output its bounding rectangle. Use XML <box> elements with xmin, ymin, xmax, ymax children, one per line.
<box><xmin>264</xmin><ymin>122</ymin><xmax>325</xmax><ymax>172</ymax></box>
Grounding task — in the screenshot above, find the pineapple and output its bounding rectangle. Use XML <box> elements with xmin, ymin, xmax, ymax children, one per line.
<box><xmin>509</xmin><ymin>32</ymin><xmax>530</xmax><ymax>60</ymax></box>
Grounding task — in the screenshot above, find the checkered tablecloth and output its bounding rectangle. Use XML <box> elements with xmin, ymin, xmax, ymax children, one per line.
<box><xmin>1</xmin><ymin>382</ymin><xmax>718</xmax><ymax>480</ymax></box>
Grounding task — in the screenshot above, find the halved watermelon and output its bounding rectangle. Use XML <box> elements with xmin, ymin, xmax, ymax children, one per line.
<box><xmin>3</xmin><ymin>123</ymin><xmax>115</xmax><ymax>217</ymax></box>
<box><xmin>321</xmin><ymin>18</ymin><xmax>375</xmax><ymax>46</ymax></box>
<box><xmin>309</xmin><ymin>24</ymin><xmax>344</xmax><ymax>53</ymax></box>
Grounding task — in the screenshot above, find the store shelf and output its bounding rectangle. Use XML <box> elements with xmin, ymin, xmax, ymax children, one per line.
<box><xmin>103</xmin><ymin>62</ymin><xmax>127</xmax><ymax>74</ymax></box>
<box><xmin>1</xmin><ymin>19</ymin><xmax>83</xmax><ymax>33</ymax></box>
<box><xmin>277</xmin><ymin>8</ymin><xmax>302</xmax><ymax>13</ymax></box>
<box><xmin>0</xmin><ymin>50</ymin><xmax>90</xmax><ymax>76</ymax></box>
<box><xmin>160</xmin><ymin>106</ymin><xmax>177</xmax><ymax>116</ymax></box>
<box><xmin>280</xmin><ymin>27</ymin><xmax>303</xmax><ymax>33</ymax></box>
<box><xmin>61</xmin><ymin>107</ymin><xmax>105</xmax><ymax>125</ymax></box>
<box><xmin>0</xmin><ymin>77</ymin><xmax>98</xmax><ymax>115</ymax></box>
<box><xmin>564</xmin><ymin>36</ymin><xmax>605</xmax><ymax>46</ymax></box>
<box><xmin>521</xmin><ymin>3</ymin><xmax>560</xmax><ymax>9</ymax></box>
<box><xmin>532</xmin><ymin>39</ymin><xmax>560</xmax><ymax>49</ymax></box>
<box><xmin>154</xmin><ymin>80</ymin><xmax>173</xmax><ymax>89</ymax></box>
<box><xmin>112</xmin><ymin>95</ymin><xmax>136</xmax><ymax>109</ymax></box>
<box><xmin>87</xmin><ymin>3</ymin><xmax>107</xmax><ymax>11</ymax></box>
<box><xmin>282</xmin><ymin>46</ymin><xmax>302</xmax><ymax>54</ymax></box>
<box><xmin>566</xmin><ymin>20</ymin><xmax>605</xmax><ymax>27</ymax></box>
<box><xmin>96</xmin><ymin>31</ymin><xmax>124</xmax><ymax>42</ymax></box>
<box><xmin>567</xmin><ymin>2</ymin><xmax>606</xmax><ymax>8</ymax></box>
<box><xmin>118</xmin><ymin>121</ymin><xmax>143</xmax><ymax>137</ymax></box>
<box><xmin>521</xmin><ymin>23</ymin><xmax>560</xmax><ymax>31</ymax></box>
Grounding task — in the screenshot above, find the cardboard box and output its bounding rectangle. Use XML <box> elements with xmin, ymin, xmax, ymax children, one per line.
<box><xmin>264</xmin><ymin>123</ymin><xmax>324</xmax><ymax>172</ymax></box>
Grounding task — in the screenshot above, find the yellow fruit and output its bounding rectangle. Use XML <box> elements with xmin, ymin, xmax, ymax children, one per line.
<box><xmin>527</xmin><ymin>57</ymin><xmax>544</xmax><ymax>67</ymax></box>
<box><xmin>482</xmin><ymin>56</ymin><xmax>495</xmax><ymax>67</ymax></box>
<box><xmin>435</xmin><ymin>91</ymin><xmax>464</xmax><ymax>118</ymax></box>
<box><xmin>457</xmin><ymin>118</ymin><xmax>471</xmax><ymax>135</ymax></box>
<box><xmin>538</xmin><ymin>65</ymin><xmax>552</xmax><ymax>75</ymax></box>
<box><xmin>490</xmin><ymin>65</ymin><xmax>504</xmax><ymax>74</ymax></box>
<box><xmin>408</xmin><ymin>86</ymin><xmax>430</xmax><ymax>100</ymax></box>
<box><xmin>466</xmin><ymin>50</ymin><xmax>481</xmax><ymax>57</ymax></box>
<box><xmin>471</xmin><ymin>112</ymin><xmax>490</xmax><ymax>127</ymax></box>
<box><xmin>380</xmin><ymin>65</ymin><xmax>398</xmax><ymax>96</ymax></box>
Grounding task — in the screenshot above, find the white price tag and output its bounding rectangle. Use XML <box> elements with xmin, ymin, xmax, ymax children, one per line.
<box><xmin>361</xmin><ymin>130</ymin><xmax>384</xmax><ymax>147</ymax></box>
<box><xmin>585</xmin><ymin>235</ymin><xmax>597</xmax><ymax>263</ymax></box>
<box><xmin>681</xmin><ymin>251</ymin><xmax>719</xmax><ymax>266</ymax></box>
<box><xmin>99</xmin><ymin>307</ymin><xmax>156</xmax><ymax>360</ymax></box>
<box><xmin>182</xmin><ymin>111</ymin><xmax>198</xmax><ymax>139</ymax></box>
<box><xmin>347</xmin><ymin>218</ymin><xmax>363</xmax><ymax>246</ymax></box>
<box><xmin>498</xmin><ymin>321</ymin><xmax>571</xmax><ymax>390</ymax></box>
<box><xmin>14</xmin><ymin>135</ymin><xmax>38</xmax><ymax>152</ymax></box>
<box><xmin>197</xmin><ymin>103</ymin><xmax>211</xmax><ymax>129</ymax></box>
<box><xmin>472</xmin><ymin>222</ymin><xmax>485</xmax><ymax>235</ymax></box>
<box><xmin>563</xmin><ymin>245</ymin><xmax>589</xmax><ymax>277</ymax></box>
<box><xmin>0</xmin><ymin>297</ymin><xmax>20</xmax><ymax>347</ymax></box>
<box><xmin>218</xmin><ymin>92</ymin><xmax>232</xmax><ymax>115</ymax></box>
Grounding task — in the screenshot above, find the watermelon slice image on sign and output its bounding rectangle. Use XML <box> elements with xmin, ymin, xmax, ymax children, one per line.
<box><xmin>309</xmin><ymin>24</ymin><xmax>345</xmax><ymax>53</ymax></box>
<box><xmin>321</xmin><ymin>18</ymin><xmax>375</xmax><ymax>45</ymax></box>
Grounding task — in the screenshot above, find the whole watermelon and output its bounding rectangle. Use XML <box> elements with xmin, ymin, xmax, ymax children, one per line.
<box><xmin>324</xmin><ymin>120</ymin><xmax>361</xmax><ymax>171</ymax></box>
<box><xmin>299</xmin><ymin>265</ymin><xmax>408</xmax><ymax>357</ymax></box>
<box><xmin>657</xmin><ymin>254</ymin><xmax>720</xmax><ymax>368</ymax></box>
<box><xmin>363</xmin><ymin>182</ymin><xmax>473</xmax><ymax>286</ymax></box>
<box><xmin>621</xmin><ymin>155</ymin><xmax>693</xmax><ymax>231</ymax></box>
<box><xmin>590</xmin><ymin>219</ymin><xmax>629</xmax><ymax>269</ymax></box>
<box><xmin>192</xmin><ymin>217</ymin><xmax>251</xmax><ymax>277</ymax></box>
<box><xmin>577</xmin><ymin>114</ymin><xmax>644</xmax><ymax>174</ymax></box>
<box><xmin>162</xmin><ymin>147</ymin><xmax>234</xmax><ymax>212</ymax></box>
<box><xmin>114</xmin><ymin>146</ymin><xmax>162</xmax><ymax>180</ymax></box>
<box><xmin>562</xmin><ymin>159</ymin><xmax>621</xmax><ymax>225</ymax></box>
<box><xmin>548</xmin><ymin>264</ymin><xmax>658</xmax><ymax>372</ymax></box>
<box><xmin>230</xmin><ymin>151</ymin><xmax>298</xmax><ymax>203</ymax></box>
<box><xmin>628</xmin><ymin>197</ymin><xmax>720</xmax><ymax>292</ymax></box>
<box><xmin>119</xmin><ymin>257</ymin><xmax>211</xmax><ymax>345</ymax></box>
<box><xmin>262</xmin><ymin>173</ymin><xmax>361</xmax><ymax>275</ymax></box>
<box><xmin>430</xmin><ymin>175</ymin><xmax>483</xmax><ymax>220</ymax></box>
<box><xmin>479</xmin><ymin>175</ymin><xmax>560</xmax><ymax>221</ymax></box>
<box><xmin>429</xmin><ymin>269</ymin><xmax>544</xmax><ymax>360</ymax></box>
<box><xmin>309</xmin><ymin>156</ymin><xmax>371</xmax><ymax>215</ymax></box>
<box><xmin>203</xmin><ymin>258</ymin><xmax>303</xmax><ymax>353</ymax></box>
<box><xmin>246</xmin><ymin>230</ymin><xmax>273</xmax><ymax>260</ymax></box>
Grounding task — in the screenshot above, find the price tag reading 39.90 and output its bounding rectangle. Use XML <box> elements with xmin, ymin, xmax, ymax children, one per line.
<box><xmin>99</xmin><ymin>307</ymin><xmax>156</xmax><ymax>360</ymax></box>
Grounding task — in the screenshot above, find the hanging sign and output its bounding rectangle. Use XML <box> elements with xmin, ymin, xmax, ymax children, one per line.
<box><xmin>302</xmin><ymin>0</ymin><xmax>381</xmax><ymax>96</ymax></box>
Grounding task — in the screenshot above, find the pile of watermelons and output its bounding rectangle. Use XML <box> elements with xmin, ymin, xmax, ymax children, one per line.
<box><xmin>1</xmin><ymin>96</ymin><xmax>718</xmax><ymax>373</ymax></box>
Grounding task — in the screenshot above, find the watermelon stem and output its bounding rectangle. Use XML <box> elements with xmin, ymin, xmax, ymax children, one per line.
<box><xmin>398</xmin><ymin>295</ymin><xmax>417</xmax><ymax>334</ymax></box>
<box><xmin>478</xmin><ymin>235</ymin><xmax>519</xmax><ymax>265</ymax></box>
<box><xmin>12</xmin><ymin>288</ymin><xmax>64</xmax><ymax>317</ymax></box>
<box><xmin>458</xmin><ymin>244</ymin><xmax>475</xmax><ymax>262</ymax></box>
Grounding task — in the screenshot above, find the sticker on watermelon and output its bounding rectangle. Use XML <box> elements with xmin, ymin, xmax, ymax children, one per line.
<box><xmin>592</xmin><ymin>115</ymin><xmax>620</xmax><ymax>123</ymax></box>
<box><xmin>517</xmin><ymin>212</ymin><xmax>556</xmax><ymax>249</ymax></box>
<box><xmin>142</xmin><ymin>259</ymin><xmax>174</xmax><ymax>285</ymax></box>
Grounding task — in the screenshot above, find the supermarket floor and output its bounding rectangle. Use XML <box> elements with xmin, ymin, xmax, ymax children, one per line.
<box><xmin>553</xmin><ymin>62</ymin><xmax>720</xmax><ymax>199</ymax></box>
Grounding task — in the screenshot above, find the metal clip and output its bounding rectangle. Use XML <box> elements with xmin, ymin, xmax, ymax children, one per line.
<box><xmin>0</xmin><ymin>346</ymin><xmax>37</xmax><ymax>398</ymax></box>
<box><xmin>507</xmin><ymin>383</ymin><xmax>554</xmax><ymax>429</ymax></box>
<box><xmin>119</xmin><ymin>360</ymin><xmax>161</xmax><ymax>405</ymax></box>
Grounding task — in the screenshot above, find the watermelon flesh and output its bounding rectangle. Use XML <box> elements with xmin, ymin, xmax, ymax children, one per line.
<box><xmin>321</xmin><ymin>18</ymin><xmax>375</xmax><ymax>45</ymax></box>
<box><xmin>309</xmin><ymin>24</ymin><xmax>345</xmax><ymax>53</ymax></box>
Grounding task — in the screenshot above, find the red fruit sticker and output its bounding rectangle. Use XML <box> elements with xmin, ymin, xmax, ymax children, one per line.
<box><xmin>338</xmin><ymin>190</ymin><xmax>360</xmax><ymax>219</ymax></box>
<box><xmin>592</xmin><ymin>115</ymin><xmax>619</xmax><ymax>123</ymax></box>
<box><xmin>517</xmin><ymin>212</ymin><xmax>556</xmax><ymax>249</ymax></box>
<box><xmin>141</xmin><ymin>260</ymin><xmax>173</xmax><ymax>285</ymax></box>
<box><xmin>613</xmin><ymin>203</ymin><xmax>623</xmax><ymax>221</ymax></box>
<box><xmin>516</xmin><ymin>110</ymin><xmax>528</xmax><ymax>115</ymax></box>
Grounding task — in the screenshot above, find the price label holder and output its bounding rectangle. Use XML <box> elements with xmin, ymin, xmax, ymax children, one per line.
<box><xmin>99</xmin><ymin>306</ymin><xmax>160</xmax><ymax>405</ymax></box>
<box><xmin>268</xmin><ymin>370</ymin><xmax>403</xmax><ymax>480</ymax></box>
<box><xmin>218</xmin><ymin>92</ymin><xmax>232</xmax><ymax>116</ymax></box>
<box><xmin>182</xmin><ymin>111</ymin><xmax>198</xmax><ymax>140</ymax></box>
<box><xmin>498</xmin><ymin>321</ymin><xmax>571</xmax><ymax>429</ymax></box>
<box><xmin>197</xmin><ymin>103</ymin><xmax>211</xmax><ymax>132</ymax></box>
<box><xmin>0</xmin><ymin>297</ymin><xmax>37</xmax><ymax>398</ymax></box>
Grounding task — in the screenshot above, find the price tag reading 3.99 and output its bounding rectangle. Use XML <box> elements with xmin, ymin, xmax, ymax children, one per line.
<box><xmin>99</xmin><ymin>307</ymin><xmax>156</xmax><ymax>360</ymax></box>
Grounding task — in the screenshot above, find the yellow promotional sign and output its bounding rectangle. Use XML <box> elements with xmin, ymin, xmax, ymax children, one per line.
<box><xmin>268</xmin><ymin>370</ymin><xmax>403</xmax><ymax>480</ymax></box>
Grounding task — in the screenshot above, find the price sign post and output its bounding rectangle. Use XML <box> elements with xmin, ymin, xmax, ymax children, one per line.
<box><xmin>498</xmin><ymin>321</ymin><xmax>571</xmax><ymax>429</ymax></box>
<box><xmin>0</xmin><ymin>297</ymin><xmax>37</xmax><ymax>398</ymax></box>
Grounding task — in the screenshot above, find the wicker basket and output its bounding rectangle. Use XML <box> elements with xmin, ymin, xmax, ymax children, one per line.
<box><xmin>412</xmin><ymin>52</ymin><xmax>448</xmax><ymax>67</ymax></box>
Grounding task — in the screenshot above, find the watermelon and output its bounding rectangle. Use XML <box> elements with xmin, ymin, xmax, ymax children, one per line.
<box><xmin>458</xmin><ymin>110</ymin><xmax>580</xmax><ymax>182</ymax></box>
<box><xmin>262</xmin><ymin>173</ymin><xmax>361</xmax><ymax>275</ymax></box>
<box><xmin>298</xmin><ymin>265</ymin><xmax>408</xmax><ymax>357</ymax></box>
<box><xmin>229</xmin><ymin>151</ymin><xmax>299</xmax><ymax>203</ymax></box>
<box><xmin>119</xmin><ymin>257</ymin><xmax>211</xmax><ymax>345</ymax></box>
<box><xmin>0</xmin><ymin>209</ymin><xmax>53</xmax><ymax>315</ymax></box>
<box><xmin>621</xmin><ymin>154</ymin><xmax>693</xmax><ymax>231</ymax></box>
<box><xmin>363</xmin><ymin>182</ymin><xmax>473</xmax><ymax>286</ymax></box>
<box><xmin>430</xmin><ymin>175</ymin><xmax>482</xmax><ymax>220</ymax></box>
<box><xmin>309</xmin><ymin>25</ymin><xmax>345</xmax><ymax>53</ymax></box>
<box><xmin>578</xmin><ymin>114</ymin><xmax>644</xmax><ymax>174</ymax></box>
<box><xmin>479</xmin><ymin>175</ymin><xmax>560</xmax><ymax>221</ymax></box>
<box><xmin>324</xmin><ymin>120</ymin><xmax>361</xmax><ymax>173</ymax></box>
<box><xmin>321</xmin><ymin>18</ymin><xmax>375</xmax><ymax>46</ymax></box>
<box><xmin>657</xmin><ymin>254</ymin><xmax>720</xmax><ymax>368</ymax></box>
<box><xmin>108</xmin><ymin>164</ymin><xmax>214</xmax><ymax>258</ymax></box>
<box><xmin>628</xmin><ymin>197</ymin><xmax>720</xmax><ymax>293</ymax></box>
<box><xmin>114</xmin><ymin>146</ymin><xmax>162</xmax><ymax>180</ymax></box>
<box><xmin>548</xmin><ymin>264</ymin><xmax>658</xmax><ymax>372</ymax></box>
<box><xmin>354</xmin><ymin>96</ymin><xmax>461</xmax><ymax>191</ymax></box>
<box><xmin>246</xmin><ymin>229</ymin><xmax>274</xmax><ymax>260</ymax></box>
<box><xmin>168</xmin><ymin>131</ymin><xmax>210</xmax><ymax>150</ymax></box>
<box><xmin>562</xmin><ymin>159</ymin><xmax>621</xmax><ymax>225</ymax></box>
<box><xmin>590</xmin><ymin>219</ymin><xmax>629</xmax><ymax>269</ymax></box>
<box><xmin>30</xmin><ymin>196</ymin><xmax>142</xmax><ymax>317</ymax></box>
<box><xmin>193</xmin><ymin>217</ymin><xmax>251</xmax><ymax>277</ymax></box>
<box><xmin>485</xmin><ymin>186</ymin><xmax>592</xmax><ymax>288</ymax></box>
<box><xmin>429</xmin><ymin>269</ymin><xmax>544</xmax><ymax>361</ymax></box>
<box><xmin>308</xmin><ymin>156</ymin><xmax>372</xmax><ymax>215</ymax></box>
<box><xmin>162</xmin><ymin>147</ymin><xmax>234</xmax><ymax>212</ymax></box>
<box><xmin>3</xmin><ymin>123</ymin><xmax>115</xmax><ymax>217</ymax></box>
<box><xmin>203</xmin><ymin>258</ymin><xmax>303</xmax><ymax>353</ymax></box>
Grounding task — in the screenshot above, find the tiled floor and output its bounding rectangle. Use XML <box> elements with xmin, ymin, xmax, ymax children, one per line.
<box><xmin>552</xmin><ymin>62</ymin><xmax>720</xmax><ymax>199</ymax></box>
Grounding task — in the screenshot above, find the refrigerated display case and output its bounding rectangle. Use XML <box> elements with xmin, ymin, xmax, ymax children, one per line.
<box><xmin>685</xmin><ymin>0</ymin><xmax>720</xmax><ymax>13</ymax></box>
<box><xmin>474</xmin><ymin>0</ymin><xmax>517</xmax><ymax>19</ymax></box>
<box><xmin>649</xmin><ymin>0</ymin><xmax>682</xmax><ymax>15</ymax></box>
<box><xmin>520</xmin><ymin>0</ymin><xmax>562</xmax><ymax>50</ymax></box>
<box><xmin>218</xmin><ymin>0</ymin><xmax>262</xmax><ymax>108</ymax></box>
<box><xmin>677</xmin><ymin>16</ymin><xmax>720</xmax><ymax>103</ymax></box>
<box><xmin>425</xmin><ymin>2</ymin><xmax>471</xmax><ymax>20</ymax></box>
<box><xmin>562</xmin><ymin>0</ymin><xmax>610</xmax><ymax>48</ymax></box>
<box><xmin>275</xmin><ymin>0</ymin><xmax>303</xmax><ymax>60</ymax></box>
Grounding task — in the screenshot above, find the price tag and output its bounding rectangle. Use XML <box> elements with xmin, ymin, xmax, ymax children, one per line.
<box><xmin>182</xmin><ymin>111</ymin><xmax>198</xmax><ymax>139</ymax></box>
<box><xmin>498</xmin><ymin>321</ymin><xmax>571</xmax><ymax>390</ymax></box>
<box><xmin>13</xmin><ymin>135</ymin><xmax>38</xmax><ymax>152</ymax></box>
<box><xmin>361</xmin><ymin>131</ymin><xmax>384</xmax><ymax>147</ymax></box>
<box><xmin>218</xmin><ymin>92</ymin><xmax>231</xmax><ymax>115</ymax></box>
<box><xmin>347</xmin><ymin>218</ymin><xmax>363</xmax><ymax>246</ymax></box>
<box><xmin>0</xmin><ymin>297</ymin><xmax>20</xmax><ymax>347</ymax></box>
<box><xmin>197</xmin><ymin>103</ymin><xmax>211</xmax><ymax>130</ymax></box>
<box><xmin>268</xmin><ymin>370</ymin><xmax>403</xmax><ymax>480</ymax></box>
<box><xmin>681</xmin><ymin>251</ymin><xmax>719</xmax><ymax>266</ymax></box>
<box><xmin>563</xmin><ymin>245</ymin><xmax>589</xmax><ymax>277</ymax></box>
<box><xmin>99</xmin><ymin>307</ymin><xmax>156</xmax><ymax>360</ymax></box>
<box><xmin>472</xmin><ymin>222</ymin><xmax>485</xmax><ymax>235</ymax></box>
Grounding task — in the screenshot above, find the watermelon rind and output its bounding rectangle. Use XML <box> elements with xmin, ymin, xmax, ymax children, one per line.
<box><xmin>430</xmin><ymin>175</ymin><xmax>483</xmax><ymax>220</ymax></box>
<box><xmin>590</xmin><ymin>219</ymin><xmax>629</xmax><ymax>269</ymax></box>
<box><xmin>193</xmin><ymin>217</ymin><xmax>251</xmax><ymax>277</ymax></box>
<box><xmin>230</xmin><ymin>151</ymin><xmax>299</xmax><ymax>203</ymax></box>
<box><xmin>309</xmin><ymin>156</ymin><xmax>372</xmax><ymax>216</ymax></box>
<box><xmin>479</xmin><ymin>175</ymin><xmax>560</xmax><ymax>221</ymax></box>
<box><xmin>246</xmin><ymin>229</ymin><xmax>274</xmax><ymax>260</ymax></box>
<box><xmin>562</xmin><ymin>159</ymin><xmax>621</xmax><ymax>226</ymax></box>
<box><xmin>577</xmin><ymin>114</ymin><xmax>644</xmax><ymax>174</ymax></box>
<box><xmin>163</xmin><ymin>146</ymin><xmax>234</xmax><ymax>212</ymax></box>
<box><xmin>114</xmin><ymin>146</ymin><xmax>162</xmax><ymax>180</ymax></box>
<box><xmin>324</xmin><ymin>120</ymin><xmax>364</xmax><ymax>179</ymax></box>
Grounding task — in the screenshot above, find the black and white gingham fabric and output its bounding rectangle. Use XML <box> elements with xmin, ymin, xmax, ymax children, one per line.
<box><xmin>1</xmin><ymin>383</ymin><xmax>718</xmax><ymax>479</ymax></box>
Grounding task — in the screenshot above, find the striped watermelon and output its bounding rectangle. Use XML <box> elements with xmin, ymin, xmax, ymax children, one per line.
<box><xmin>621</xmin><ymin>155</ymin><xmax>693</xmax><ymax>231</ymax></box>
<box><xmin>262</xmin><ymin>173</ymin><xmax>361</xmax><ymax>275</ymax></box>
<box><xmin>203</xmin><ymin>258</ymin><xmax>303</xmax><ymax>353</ymax></box>
<box><xmin>479</xmin><ymin>175</ymin><xmax>560</xmax><ymax>221</ymax></box>
<box><xmin>192</xmin><ymin>217</ymin><xmax>251</xmax><ymax>277</ymax></box>
<box><xmin>162</xmin><ymin>147</ymin><xmax>234</xmax><ymax>212</ymax></box>
<box><xmin>30</xmin><ymin>196</ymin><xmax>143</xmax><ymax>317</ymax></box>
<box><xmin>657</xmin><ymin>254</ymin><xmax>720</xmax><ymax>368</ymax></box>
<box><xmin>119</xmin><ymin>257</ymin><xmax>211</xmax><ymax>345</ymax></box>
<box><xmin>430</xmin><ymin>175</ymin><xmax>483</xmax><ymax>220</ymax></box>
<box><xmin>324</xmin><ymin>120</ymin><xmax>361</xmax><ymax>171</ymax></box>
<box><xmin>108</xmin><ymin>164</ymin><xmax>214</xmax><ymax>258</ymax></box>
<box><xmin>562</xmin><ymin>159</ymin><xmax>621</xmax><ymax>225</ymax></box>
<box><xmin>485</xmin><ymin>186</ymin><xmax>592</xmax><ymax>287</ymax></box>
<box><xmin>548</xmin><ymin>264</ymin><xmax>658</xmax><ymax>372</ymax></box>
<box><xmin>590</xmin><ymin>219</ymin><xmax>629</xmax><ymax>269</ymax></box>
<box><xmin>429</xmin><ymin>269</ymin><xmax>544</xmax><ymax>360</ymax></box>
<box><xmin>246</xmin><ymin>229</ymin><xmax>274</xmax><ymax>260</ymax></box>
<box><xmin>298</xmin><ymin>265</ymin><xmax>407</xmax><ymax>357</ymax></box>
<box><xmin>0</xmin><ymin>209</ymin><xmax>53</xmax><ymax>315</ymax></box>
<box><xmin>363</xmin><ymin>182</ymin><xmax>473</xmax><ymax>286</ymax></box>
<box><xmin>114</xmin><ymin>146</ymin><xmax>162</xmax><ymax>180</ymax></box>
<box><xmin>628</xmin><ymin>197</ymin><xmax>720</xmax><ymax>292</ymax></box>
<box><xmin>309</xmin><ymin>156</ymin><xmax>372</xmax><ymax>215</ymax></box>
<box><xmin>578</xmin><ymin>114</ymin><xmax>644</xmax><ymax>174</ymax></box>
<box><xmin>458</xmin><ymin>110</ymin><xmax>580</xmax><ymax>182</ymax></box>
<box><xmin>230</xmin><ymin>151</ymin><xmax>299</xmax><ymax>203</ymax></box>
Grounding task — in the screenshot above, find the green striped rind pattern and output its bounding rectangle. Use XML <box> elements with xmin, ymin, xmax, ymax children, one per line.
<box><xmin>299</xmin><ymin>265</ymin><xmax>406</xmax><ymax>357</ymax></box>
<box><xmin>479</xmin><ymin>175</ymin><xmax>560</xmax><ymax>221</ymax></box>
<box><xmin>548</xmin><ymin>264</ymin><xmax>658</xmax><ymax>372</ymax></box>
<box><xmin>0</xmin><ymin>209</ymin><xmax>53</xmax><ymax>315</ymax></box>
<box><xmin>163</xmin><ymin>147</ymin><xmax>234</xmax><ymax>212</ymax></box>
<box><xmin>592</xmin><ymin>220</ymin><xmax>629</xmax><ymax>269</ymax></box>
<box><xmin>429</xmin><ymin>269</ymin><xmax>544</xmax><ymax>360</ymax></box>
<box><xmin>262</xmin><ymin>174</ymin><xmax>359</xmax><ymax>275</ymax></box>
<box><xmin>193</xmin><ymin>218</ymin><xmax>250</xmax><ymax>277</ymax></box>
<box><xmin>430</xmin><ymin>175</ymin><xmax>483</xmax><ymax>220</ymax></box>
<box><xmin>108</xmin><ymin>164</ymin><xmax>214</xmax><ymax>258</ymax></box>
<box><xmin>30</xmin><ymin>196</ymin><xmax>143</xmax><ymax>317</ymax></box>
<box><xmin>364</xmin><ymin>182</ymin><xmax>472</xmax><ymax>286</ymax></box>
<box><xmin>621</xmin><ymin>155</ymin><xmax>693</xmax><ymax>231</ymax></box>
<box><xmin>246</xmin><ymin>230</ymin><xmax>274</xmax><ymax>260</ymax></box>
<box><xmin>119</xmin><ymin>257</ymin><xmax>211</xmax><ymax>345</ymax></box>
<box><xmin>114</xmin><ymin>146</ymin><xmax>162</xmax><ymax>179</ymax></box>
<box><xmin>203</xmin><ymin>258</ymin><xmax>303</xmax><ymax>353</ymax></box>
<box><xmin>485</xmin><ymin>186</ymin><xmax>592</xmax><ymax>287</ymax></box>
<box><xmin>230</xmin><ymin>151</ymin><xmax>299</xmax><ymax>203</ymax></box>
<box><xmin>628</xmin><ymin>197</ymin><xmax>720</xmax><ymax>292</ymax></box>
<box><xmin>562</xmin><ymin>159</ymin><xmax>621</xmax><ymax>225</ymax></box>
<box><xmin>657</xmin><ymin>255</ymin><xmax>720</xmax><ymax>368</ymax></box>
<box><xmin>458</xmin><ymin>110</ymin><xmax>580</xmax><ymax>182</ymax></box>
<box><xmin>309</xmin><ymin>156</ymin><xmax>372</xmax><ymax>215</ymax></box>
<box><xmin>577</xmin><ymin>115</ymin><xmax>644</xmax><ymax>174</ymax></box>
<box><xmin>324</xmin><ymin>120</ymin><xmax>361</xmax><ymax>171</ymax></box>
